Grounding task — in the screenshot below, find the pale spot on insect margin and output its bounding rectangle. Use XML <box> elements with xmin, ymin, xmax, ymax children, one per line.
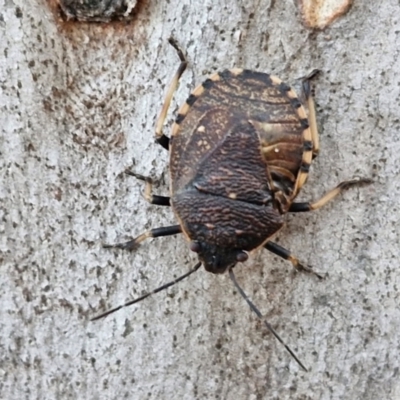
<box><xmin>228</xmin><ymin>193</ymin><xmax>237</xmax><ymax>199</ymax></box>
<box><xmin>179</xmin><ymin>102</ymin><xmax>190</xmax><ymax>117</ymax></box>
<box><xmin>197</xmin><ymin>126</ymin><xmax>205</xmax><ymax>132</ymax></box>
<box><xmin>230</xmin><ymin>68</ymin><xmax>243</xmax><ymax>76</ymax></box>
<box><xmin>209</xmin><ymin>73</ymin><xmax>222</xmax><ymax>82</ymax></box>
<box><xmin>270</xmin><ymin>75</ymin><xmax>282</xmax><ymax>85</ymax></box>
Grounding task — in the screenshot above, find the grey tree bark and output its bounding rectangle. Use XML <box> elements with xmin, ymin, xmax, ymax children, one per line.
<box><xmin>1</xmin><ymin>1</ymin><xmax>399</xmax><ymax>399</ymax></box>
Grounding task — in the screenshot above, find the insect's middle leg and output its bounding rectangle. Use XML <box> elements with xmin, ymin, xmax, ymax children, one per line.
<box><xmin>155</xmin><ymin>38</ymin><xmax>188</xmax><ymax>151</ymax></box>
<box><xmin>264</xmin><ymin>241</ymin><xmax>324</xmax><ymax>279</ymax></box>
<box><xmin>104</xmin><ymin>225</ymin><xmax>182</xmax><ymax>251</ymax></box>
<box><xmin>125</xmin><ymin>170</ymin><xmax>170</xmax><ymax>206</ymax></box>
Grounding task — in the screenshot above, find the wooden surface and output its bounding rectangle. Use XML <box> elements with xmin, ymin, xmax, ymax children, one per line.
<box><xmin>1</xmin><ymin>1</ymin><xmax>399</xmax><ymax>399</ymax></box>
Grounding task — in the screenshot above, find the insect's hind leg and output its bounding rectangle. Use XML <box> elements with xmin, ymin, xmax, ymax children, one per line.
<box><xmin>104</xmin><ymin>225</ymin><xmax>182</xmax><ymax>251</ymax></box>
<box><xmin>289</xmin><ymin>178</ymin><xmax>372</xmax><ymax>212</ymax></box>
<box><xmin>264</xmin><ymin>241</ymin><xmax>324</xmax><ymax>279</ymax></box>
<box><xmin>302</xmin><ymin>69</ymin><xmax>320</xmax><ymax>159</ymax></box>
<box><xmin>125</xmin><ymin>170</ymin><xmax>170</xmax><ymax>206</ymax></box>
<box><xmin>155</xmin><ymin>38</ymin><xmax>188</xmax><ymax>150</ymax></box>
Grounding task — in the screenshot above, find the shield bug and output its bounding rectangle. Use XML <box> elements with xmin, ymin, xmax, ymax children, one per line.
<box><xmin>93</xmin><ymin>38</ymin><xmax>371</xmax><ymax>371</ymax></box>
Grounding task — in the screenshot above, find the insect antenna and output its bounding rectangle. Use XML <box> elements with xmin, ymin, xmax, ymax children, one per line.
<box><xmin>228</xmin><ymin>268</ymin><xmax>308</xmax><ymax>372</ymax></box>
<box><xmin>91</xmin><ymin>262</ymin><xmax>202</xmax><ymax>321</ymax></box>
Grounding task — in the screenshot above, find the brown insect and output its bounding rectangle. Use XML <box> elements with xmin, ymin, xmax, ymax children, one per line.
<box><xmin>93</xmin><ymin>39</ymin><xmax>370</xmax><ymax>371</ymax></box>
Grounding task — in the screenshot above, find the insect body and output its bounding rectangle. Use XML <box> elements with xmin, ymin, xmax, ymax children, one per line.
<box><xmin>170</xmin><ymin>68</ymin><xmax>314</xmax><ymax>274</ymax></box>
<box><xmin>94</xmin><ymin>39</ymin><xmax>370</xmax><ymax>371</ymax></box>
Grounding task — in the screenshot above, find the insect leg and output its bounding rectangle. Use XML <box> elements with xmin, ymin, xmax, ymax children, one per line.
<box><xmin>264</xmin><ymin>241</ymin><xmax>324</xmax><ymax>279</ymax></box>
<box><xmin>155</xmin><ymin>38</ymin><xmax>188</xmax><ymax>150</ymax></box>
<box><xmin>302</xmin><ymin>69</ymin><xmax>320</xmax><ymax>159</ymax></box>
<box><xmin>289</xmin><ymin>178</ymin><xmax>372</xmax><ymax>212</ymax></box>
<box><xmin>104</xmin><ymin>225</ymin><xmax>182</xmax><ymax>251</ymax></box>
<box><xmin>125</xmin><ymin>170</ymin><xmax>170</xmax><ymax>206</ymax></box>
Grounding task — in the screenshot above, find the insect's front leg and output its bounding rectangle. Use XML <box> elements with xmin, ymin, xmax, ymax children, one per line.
<box><xmin>264</xmin><ymin>241</ymin><xmax>324</xmax><ymax>279</ymax></box>
<box><xmin>104</xmin><ymin>225</ymin><xmax>182</xmax><ymax>251</ymax></box>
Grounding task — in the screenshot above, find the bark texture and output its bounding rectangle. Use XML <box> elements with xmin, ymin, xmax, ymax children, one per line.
<box><xmin>1</xmin><ymin>0</ymin><xmax>399</xmax><ymax>399</ymax></box>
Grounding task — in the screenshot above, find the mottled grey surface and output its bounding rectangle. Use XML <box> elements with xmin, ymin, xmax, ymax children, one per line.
<box><xmin>1</xmin><ymin>1</ymin><xmax>399</xmax><ymax>399</ymax></box>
